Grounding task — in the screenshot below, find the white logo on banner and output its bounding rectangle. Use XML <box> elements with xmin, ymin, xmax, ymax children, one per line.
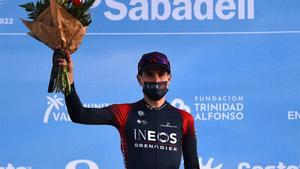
<box><xmin>43</xmin><ymin>95</ymin><xmax>70</xmax><ymax>123</ymax></box>
<box><xmin>238</xmin><ymin>162</ymin><xmax>300</xmax><ymax>169</ymax></box>
<box><xmin>91</xmin><ymin>0</ymin><xmax>255</xmax><ymax>21</ymax></box>
<box><xmin>171</xmin><ymin>98</ymin><xmax>191</xmax><ymax>113</ymax></box>
<box><xmin>0</xmin><ymin>163</ymin><xmax>32</xmax><ymax>169</ymax></box>
<box><xmin>194</xmin><ymin>96</ymin><xmax>245</xmax><ymax>121</ymax></box>
<box><xmin>0</xmin><ymin>17</ymin><xmax>14</xmax><ymax>25</ymax></box>
<box><xmin>0</xmin><ymin>0</ymin><xmax>14</xmax><ymax>25</ymax></box>
<box><xmin>288</xmin><ymin>111</ymin><xmax>300</xmax><ymax>120</ymax></box>
<box><xmin>66</xmin><ymin>160</ymin><xmax>99</xmax><ymax>169</ymax></box>
<box><xmin>171</xmin><ymin>96</ymin><xmax>245</xmax><ymax>121</ymax></box>
<box><xmin>199</xmin><ymin>157</ymin><xmax>223</xmax><ymax>169</ymax></box>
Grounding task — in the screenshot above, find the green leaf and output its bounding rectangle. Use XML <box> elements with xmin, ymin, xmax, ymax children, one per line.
<box><xmin>20</xmin><ymin>0</ymin><xmax>95</xmax><ymax>26</ymax></box>
<box><xmin>20</xmin><ymin>2</ymin><xmax>35</xmax><ymax>12</ymax></box>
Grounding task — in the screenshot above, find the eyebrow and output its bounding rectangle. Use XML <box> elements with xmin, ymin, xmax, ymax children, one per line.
<box><xmin>145</xmin><ymin>70</ymin><xmax>166</xmax><ymax>74</ymax></box>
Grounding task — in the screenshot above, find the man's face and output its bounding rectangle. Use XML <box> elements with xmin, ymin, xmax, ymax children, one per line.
<box><xmin>137</xmin><ymin>67</ymin><xmax>172</xmax><ymax>87</ymax></box>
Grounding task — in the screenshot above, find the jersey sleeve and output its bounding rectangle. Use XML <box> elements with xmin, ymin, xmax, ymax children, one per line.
<box><xmin>64</xmin><ymin>83</ymin><xmax>116</xmax><ymax>126</ymax></box>
<box><xmin>180</xmin><ymin>110</ymin><xmax>200</xmax><ymax>169</ymax></box>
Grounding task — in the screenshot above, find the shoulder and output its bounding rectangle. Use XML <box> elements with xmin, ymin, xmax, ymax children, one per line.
<box><xmin>108</xmin><ymin>103</ymin><xmax>133</xmax><ymax>113</ymax></box>
<box><xmin>107</xmin><ymin>103</ymin><xmax>134</xmax><ymax>129</ymax></box>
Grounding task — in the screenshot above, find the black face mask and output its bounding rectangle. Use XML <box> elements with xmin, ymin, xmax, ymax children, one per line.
<box><xmin>143</xmin><ymin>81</ymin><xmax>169</xmax><ymax>101</ymax></box>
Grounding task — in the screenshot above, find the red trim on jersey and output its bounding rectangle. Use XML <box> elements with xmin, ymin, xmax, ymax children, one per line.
<box><xmin>177</xmin><ymin>109</ymin><xmax>195</xmax><ymax>137</ymax></box>
<box><xmin>109</xmin><ymin>104</ymin><xmax>132</xmax><ymax>169</ymax></box>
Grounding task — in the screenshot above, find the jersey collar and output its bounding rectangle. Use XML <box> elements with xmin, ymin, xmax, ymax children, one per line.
<box><xmin>137</xmin><ymin>99</ymin><xmax>169</xmax><ymax>111</ymax></box>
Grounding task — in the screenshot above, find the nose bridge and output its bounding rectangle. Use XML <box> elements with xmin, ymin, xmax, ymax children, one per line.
<box><xmin>154</xmin><ymin>73</ymin><xmax>160</xmax><ymax>82</ymax></box>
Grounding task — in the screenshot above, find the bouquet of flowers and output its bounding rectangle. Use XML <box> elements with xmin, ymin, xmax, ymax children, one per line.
<box><xmin>20</xmin><ymin>0</ymin><xmax>95</xmax><ymax>95</ymax></box>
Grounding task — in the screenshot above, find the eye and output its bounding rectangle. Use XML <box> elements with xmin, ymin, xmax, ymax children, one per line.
<box><xmin>158</xmin><ymin>71</ymin><xmax>167</xmax><ymax>77</ymax></box>
<box><xmin>144</xmin><ymin>71</ymin><xmax>154</xmax><ymax>77</ymax></box>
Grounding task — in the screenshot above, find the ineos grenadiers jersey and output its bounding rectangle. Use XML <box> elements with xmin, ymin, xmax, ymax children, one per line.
<box><xmin>65</xmin><ymin>83</ymin><xmax>200</xmax><ymax>169</ymax></box>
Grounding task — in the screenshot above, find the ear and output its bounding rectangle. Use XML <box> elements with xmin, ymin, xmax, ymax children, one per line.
<box><xmin>167</xmin><ymin>74</ymin><xmax>172</xmax><ymax>87</ymax></box>
<box><xmin>168</xmin><ymin>74</ymin><xmax>172</xmax><ymax>81</ymax></box>
<box><xmin>137</xmin><ymin>74</ymin><xmax>143</xmax><ymax>86</ymax></box>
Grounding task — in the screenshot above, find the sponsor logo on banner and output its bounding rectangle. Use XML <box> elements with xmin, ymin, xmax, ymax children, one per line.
<box><xmin>0</xmin><ymin>0</ymin><xmax>5</xmax><ymax>8</ymax></box>
<box><xmin>196</xmin><ymin>158</ymin><xmax>300</xmax><ymax>169</ymax></box>
<box><xmin>66</xmin><ymin>160</ymin><xmax>99</xmax><ymax>169</ymax></box>
<box><xmin>238</xmin><ymin>162</ymin><xmax>300</xmax><ymax>169</ymax></box>
<box><xmin>288</xmin><ymin>110</ymin><xmax>300</xmax><ymax>120</ymax></box>
<box><xmin>91</xmin><ymin>0</ymin><xmax>255</xmax><ymax>21</ymax></box>
<box><xmin>199</xmin><ymin>157</ymin><xmax>223</xmax><ymax>169</ymax></box>
<box><xmin>194</xmin><ymin>96</ymin><xmax>244</xmax><ymax>121</ymax></box>
<box><xmin>43</xmin><ymin>95</ymin><xmax>111</xmax><ymax>123</ymax></box>
<box><xmin>171</xmin><ymin>96</ymin><xmax>245</xmax><ymax>121</ymax></box>
<box><xmin>44</xmin><ymin>95</ymin><xmax>67</xmax><ymax>123</ymax></box>
<box><xmin>0</xmin><ymin>163</ymin><xmax>32</xmax><ymax>169</ymax></box>
<box><xmin>0</xmin><ymin>0</ymin><xmax>14</xmax><ymax>25</ymax></box>
<box><xmin>172</xmin><ymin>98</ymin><xmax>191</xmax><ymax>113</ymax></box>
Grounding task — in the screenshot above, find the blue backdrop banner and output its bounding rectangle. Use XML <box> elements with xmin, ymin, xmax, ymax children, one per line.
<box><xmin>0</xmin><ymin>0</ymin><xmax>300</xmax><ymax>169</ymax></box>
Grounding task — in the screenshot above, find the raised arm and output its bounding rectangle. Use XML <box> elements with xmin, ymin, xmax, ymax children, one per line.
<box><xmin>64</xmin><ymin>83</ymin><xmax>116</xmax><ymax>125</ymax></box>
<box><xmin>57</xmin><ymin>51</ymin><xmax>116</xmax><ymax>126</ymax></box>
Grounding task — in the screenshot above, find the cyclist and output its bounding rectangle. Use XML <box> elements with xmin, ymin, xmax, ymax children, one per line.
<box><xmin>58</xmin><ymin>51</ymin><xmax>200</xmax><ymax>169</ymax></box>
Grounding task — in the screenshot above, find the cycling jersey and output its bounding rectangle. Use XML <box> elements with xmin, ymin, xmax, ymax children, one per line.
<box><xmin>65</xmin><ymin>83</ymin><xmax>200</xmax><ymax>169</ymax></box>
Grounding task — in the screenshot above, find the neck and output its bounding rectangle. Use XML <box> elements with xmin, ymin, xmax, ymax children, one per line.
<box><xmin>143</xmin><ymin>95</ymin><xmax>166</xmax><ymax>109</ymax></box>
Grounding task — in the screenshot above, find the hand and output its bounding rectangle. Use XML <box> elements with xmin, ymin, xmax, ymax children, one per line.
<box><xmin>56</xmin><ymin>51</ymin><xmax>74</xmax><ymax>84</ymax></box>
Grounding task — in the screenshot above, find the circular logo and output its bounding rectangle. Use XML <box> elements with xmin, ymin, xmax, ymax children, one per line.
<box><xmin>171</xmin><ymin>98</ymin><xmax>191</xmax><ymax>113</ymax></box>
<box><xmin>66</xmin><ymin>160</ymin><xmax>99</xmax><ymax>169</ymax></box>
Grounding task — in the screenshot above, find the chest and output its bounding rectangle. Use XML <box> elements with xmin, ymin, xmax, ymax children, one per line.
<box><xmin>124</xmin><ymin>109</ymin><xmax>183</xmax><ymax>146</ymax></box>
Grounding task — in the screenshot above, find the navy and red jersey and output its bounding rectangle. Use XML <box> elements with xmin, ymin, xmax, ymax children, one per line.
<box><xmin>65</xmin><ymin>83</ymin><xmax>200</xmax><ymax>169</ymax></box>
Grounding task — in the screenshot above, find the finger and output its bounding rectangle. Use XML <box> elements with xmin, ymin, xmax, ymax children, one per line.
<box><xmin>57</xmin><ymin>58</ymin><xmax>67</xmax><ymax>64</ymax></box>
<box><xmin>57</xmin><ymin>58</ymin><xmax>66</xmax><ymax>62</ymax></box>
<box><xmin>65</xmin><ymin>51</ymin><xmax>71</xmax><ymax>62</ymax></box>
<box><xmin>58</xmin><ymin>61</ymin><xmax>67</xmax><ymax>66</ymax></box>
<box><xmin>65</xmin><ymin>50</ymin><xmax>70</xmax><ymax>57</ymax></box>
